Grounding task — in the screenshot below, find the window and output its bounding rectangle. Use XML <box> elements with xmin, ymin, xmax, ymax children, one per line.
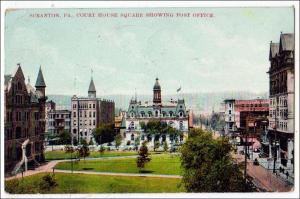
<box><xmin>89</xmin><ymin>104</ymin><xmax>91</xmax><ymax>108</ymax></box>
<box><xmin>169</xmin><ymin>111</ymin><xmax>173</xmax><ymax>117</ymax></box>
<box><xmin>229</xmin><ymin>117</ymin><xmax>231</xmax><ymax>122</ymax></box>
<box><xmin>179</xmin><ymin>121</ymin><xmax>184</xmax><ymax>130</ymax></box>
<box><xmin>229</xmin><ymin>103</ymin><xmax>232</xmax><ymax>108</ymax></box>
<box><xmin>131</xmin><ymin>134</ymin><xmax>134</xmax><ymax>141</ymax></box>
<box><xmin>16</xmin><ymin>112</ymin><xmax>22</xmax><ymax>121</ymax></box>
<box><xmin>73</xmin><ymin>112</ymin><xmax>76</xmax><ymax>118</ymax></box>
<box><xmin>155</xmin><ymin>110</ymin><xmax>159</xmax><ymax>117</ymax></box>
<box><xmin>93</xmin><ymin>104</ymin><xmax>95</xmax><ymax>108</ymax></box>
<box><xmin>162</xmin><ymin>112</ymin><xmax>166</xmax><ymax>117</ymax></box>
<box><xmin>131</xmin><ymin>112</ymin><xmax>135</xmax><ymax>118</ymax></box>
<box><xmin>84</xmin><ymin>111</ymin><xmax>87</xmax><ymax>117</ymax></box>
<box><xmin>89</xmin><ymin>111</ymin><xmax>91</xmax><ymax>117</ymax></box>
<box><xmin>93</xmin><ymin>120</ymin><xmax>95</xmax><ymax>126</ymax></box>
<box><xmin>229</xmin><ymin>110</ymin><xmax>231</xmax><ymax>114</ymax></box>
<box><xmin>179</xmin><ymin>111</ymin><xmax>184</xmax><ymax>117</ymax></box>
<box><xmin>93</xmin><ymin>111</ymin><xmax>96</xmax><ymax>118</ymax></box>
<box><xmin>148</xmin><ymin>112</ymin><xmax>152</xmax><ymax>117</ymax></box>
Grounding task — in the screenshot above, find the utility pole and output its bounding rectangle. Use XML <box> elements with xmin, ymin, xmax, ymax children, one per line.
<box><xmin>244</xmin><ymin>128</ymin><xmax>247</xmax><ymax>186</ymax></box>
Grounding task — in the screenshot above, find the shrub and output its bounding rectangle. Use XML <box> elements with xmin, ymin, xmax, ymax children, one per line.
<box><xmin>39</xmin><ymin>174</ymin><xmax>58</xmax><ymax>192</ymax></box>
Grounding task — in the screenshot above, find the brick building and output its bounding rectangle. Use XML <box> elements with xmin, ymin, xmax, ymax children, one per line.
<box><xmin>224</xmin><ymin>99</ymin><xmax>269</xmax><ymax>136</ymax></box>
<box><xmin>71</xmin><ymin>77</ymin><xmax>115</xmax><ymax>144</ymax></box>
<box><xmin>4</xmin><ymin>64</ymin><xmax>47</xmax><ymax>175</ymax></box>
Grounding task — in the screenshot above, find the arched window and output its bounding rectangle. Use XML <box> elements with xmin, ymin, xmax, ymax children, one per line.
<box><xmin>179</xmin><ymin>111</ymin><xmax>184</xmax><ymax>117</ymax></box>
<box><xmin>155</xmin><ymin>110</ymin><xmax>159</xmax><ymax>117</ymax></box>
<box><xmin>73</xmin><ymin>129</ymin><xmax>77</xmax><ymax>134</ymax></box>
<box><xmin>140</xmin><ymin>111</ymin><xmax>145</xmax><ymax>117</ymax></box>
<box><xmin>131</xmin><ymin>134</ymin><xmax>134</xmax><ymax>141</ymax></box>
<box><xmin>148</xmin><ymin>111</ymin><xmax>152</xmax><ymax>117</ymax></box>
<box><xmin>162</xmin><ymin>112</ymin><xmax>166</xmax><ymax>117</ymax></box>
<box><xmin>129</xmin><ymin>121</ymin><xmax>134</xmax><ymax>130</ymax></box>
<box><xmin>169</xmin><ymin>111</ymin><xmax>174</xmax><ymax>117</ymax></box>
<box><xmin>131</xmin><ymin>112</ymin><xmax>135</xmax><ymax>118</ymax></box>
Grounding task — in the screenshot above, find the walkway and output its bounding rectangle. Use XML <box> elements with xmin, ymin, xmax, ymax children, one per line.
<box><xmin>233</xmin><ymin>153</ymin><xmax>293</xmax><ymax>192</ymax></box>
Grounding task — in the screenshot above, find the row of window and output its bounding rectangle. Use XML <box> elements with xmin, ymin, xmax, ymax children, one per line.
<box><xmin>131</xmin><ymin>111</ymin><xmax>184</xmax><ymax>118</ymax></box>
<box><xmin>5</xmin><ymin>127</ymin><xmax>33</xmax><ymax>140</ymax></box>
<box><xmin>73</xmin><ymin>119</ymin><xmax>96</xmax><ymax>126</ymax></box>
<box><xmin>73</xmin><ymin>111</ymin><xmax>96</xmax><ymax>118</ymax></box>
<box><xmin>269</xmin><ymin>109</ymin><xmax>288</xmax><ymax>119</ymax></box>
<box><xmin>48</xmin><ymin>114</ymin><xmax>70</xmax><ymax>119</ymax></box>
<box><xmin>48</xmin><ymin>121</ymin><xmax>71</xmax><ymax>127</ymax></box>
<box><xmin>6</xmin><ymin>111</ymin><xmax>34</xmax><ymax>122</ymax></box>
<box><xmin>270</xmin><ymin>97</ymin><xmax>288</xmax><ymax>107</ymax></box>
<box><xmin>72</xmin><ymin>103</ymin><xmax>96</xmax><ymax>109</ymax></box>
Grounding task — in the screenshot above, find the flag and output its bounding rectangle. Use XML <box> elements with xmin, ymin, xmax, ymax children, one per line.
<box><xmin>177</xmin><ymin>87</ymin><xmax>181</xmax><ymax>92</ymax></box>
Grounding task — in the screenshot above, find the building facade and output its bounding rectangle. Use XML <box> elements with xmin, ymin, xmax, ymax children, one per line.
<box><xmin>224</xmin><ymin>99</ymin><xmax>269</xmax><ymax>135</ymax></box>
<box><xmin>267</xmin><ymin>33</ymin><xmax>294</xmax><ymax>174</ymax></box>
<box><xmin>124</xmin><ymin>78</ymin><xmax>191</xmax><ymax>148</ymax></box>
<box><xmin>4</xmin><ymin>64</ymin><xmax>47</xmax><ymax>174</ymax></box>
<box><xmin>46</xmin><ymin>109</ymin><xmax>71</xmax><ymax>135</ymax></box>
<box><xmin>71</xmin><ymin>78</ymin><xmax>115</xmax><ymax>144</ymax></box>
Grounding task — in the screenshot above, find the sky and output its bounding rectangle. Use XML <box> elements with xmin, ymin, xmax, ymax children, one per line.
<box><xmin>4</xmin><ymin>7</ymin><xmax>294</xmax><ymax>96</ymax></box>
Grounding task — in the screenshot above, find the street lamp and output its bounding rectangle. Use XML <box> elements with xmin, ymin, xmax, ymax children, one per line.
<box><xmin>272</xmin><ymin>140</ymin><xmax>280</xmax><ymax>173</ymax></box>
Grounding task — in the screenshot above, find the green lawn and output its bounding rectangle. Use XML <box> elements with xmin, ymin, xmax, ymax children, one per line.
<box><xmin>45</xmin><ymin>150</ymin><xmax>138</xmax><ymax>160</ymax></box>
<box><xmin>55</xmin><ymin>154</ymin><xmax>182</xmax><ymax>175</ymax></box>
<box><xmin>5</xmin><ymin>172</ymin><xmax>185</xmax><ymax>193</ymax></box>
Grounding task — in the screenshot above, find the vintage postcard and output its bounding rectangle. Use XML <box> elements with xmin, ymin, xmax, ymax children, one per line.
<box><xmin>1</xmin><ymin>1</ymin><xmax>299</xmax><ymax>198</ymax></box>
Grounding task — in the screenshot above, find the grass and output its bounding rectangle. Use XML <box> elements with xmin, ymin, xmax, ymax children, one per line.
<box><xmin>45</xmin><ymin>150</ymin><xmax>138</xmax><ymax>160</ymax></box>
<box><xmin>5</xmin><ymin>172</ymin><xmax>185</xmax><ymax>193</ymax></box>
<box><xmin>55</xmin><ymin>154</ymin><xmax>182</xmax><ymax>175</ymax></box>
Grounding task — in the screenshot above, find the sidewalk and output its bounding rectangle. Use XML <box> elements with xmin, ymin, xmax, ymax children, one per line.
<box><xmin>233</xmin><ymin>154</ymin><xmax>293</xmax><ymax>192</ymax></box>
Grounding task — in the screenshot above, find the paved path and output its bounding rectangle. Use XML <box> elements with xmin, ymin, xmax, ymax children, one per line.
<box><xmin>233</xmin><ymin>153</ymin><xmax>293</xmax><ymax>192</ymax></box>
<box><xmin>53</xmin><ymin>169</ymin><xmax>182</xmax><ymax>178</ymax></box>
<box><xmin>5</xmin><ymin>153</ymin><xmax>180</xmax><ymax>181</ymax></box>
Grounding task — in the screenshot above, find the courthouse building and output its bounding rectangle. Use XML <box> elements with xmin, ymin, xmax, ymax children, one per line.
<box><xmin>4</xmin><ymin>64</ymin><xmax>47</xmax><ymax>174</ymax></box>
<box><xmin>71</xmin><ymin>77</ymin><xmax>115</xmax><ymax>144</ymax></box>
<box><xmin>124</xmin><ymin>78</ymin><xmax>192</xmax><ymax>148</ymax></box>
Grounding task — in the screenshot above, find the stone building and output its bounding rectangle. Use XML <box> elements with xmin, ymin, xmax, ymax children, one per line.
<box><xmin>71</xmin><ymin>77</ymin><xmax>115</xmax><ymax>144</ymax></box>
<box><xmin>267</xmin><ymin>33</ymin><xmax>294</xmax><ymax>175</ymax></box>
<box><xmin>4</xmin><ymin>64</ymin><xmax>47</xmax><ymax>175</ymax></box>
<box><xmin>124</xmin><ymin>78</ymin><xmax>192</xmax><ymax>148</ymax></box>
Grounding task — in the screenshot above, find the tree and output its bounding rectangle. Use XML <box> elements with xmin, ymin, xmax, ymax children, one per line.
<box><xmin>154</xmin><ymin>140</ymin><xmax>160</xmax><ymax>152</ymax></box>
<box><xmin>181</xmin><ymin>128</ymin><xmax>256</xmax><ymax>192</ymax></box>
<box><xmin>134</xmin><ymin>136</ymin><xmax>140</xmax><ymax>151</ymax></box>
<box><xmin>92</xmin><ymin>124</ymin><xmax>116</xmax><ymax>145</ymax></box>
<box><xmin>58</xmin><ymin>130</ymin><xmax>71</xmax><ymax>145</ymax></box>
<box><xmin>136</xmin><ymin>141</ymin><xmax>151</xmax><ymax>171</ymax></box>
<box><xmin>89</xmin><ymin>139</ymin><xmax>94</xmax><ymax>146</ymax></box>
<box><xmin>163</xmin><ymin>141</ymin><xmax>169</xmax><ymax>152</ymax></box>
<box><xmin>115</xmin><ymin>134</ymin><xmax>122</xmax><ymax>150</ymax></box>
<box><xmin>78</xmin><ymin>141</ymin><xmax>90</xmax><ymax>162</ymax></box>
<box><xmin>64</xmin><ymin>145</ymin><xmax>74</xmax><ymax>153</ymax></box>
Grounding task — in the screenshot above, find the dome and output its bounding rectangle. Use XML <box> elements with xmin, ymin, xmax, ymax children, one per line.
<box><xmin>153</xmin><ymin>78</ymin><xmax>161</xmax><ymax>90</ymax></box>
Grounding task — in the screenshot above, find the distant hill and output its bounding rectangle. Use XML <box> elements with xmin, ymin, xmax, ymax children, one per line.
<box><xmin>47</xmin><ymin>91</ymin><xmax>268</xmax><ymax>115</ymax></box>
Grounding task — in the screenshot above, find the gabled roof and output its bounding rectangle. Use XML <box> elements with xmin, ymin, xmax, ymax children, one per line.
<box><xmin>14</xmin><ymin>64</ymin><xmax>25</xmax><ymax>81</ymax></box>
<box><xmin>35</xmin><ymin>67</ymin><xmax>46</xmax><ymax>87</ymax></box>
<box><xmin>88</xmin><ymin>78</ymin><xmax>96</xmax><ymax>92</ymax></box>
<box><xmin>279</xmin><ymin>33</ymin><xmax>294</xmax><ymax>52</ymax></box>
<box><xmin>269</xmin><ymin>42</ymin><xmax>279</xmax><ymax>60</ymax></box>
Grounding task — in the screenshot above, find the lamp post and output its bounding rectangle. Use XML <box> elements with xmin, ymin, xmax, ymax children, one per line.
<box><xmin>272</xmin><ymin>140</ymin><xmax>279</xmax><ymax>173</ymax></box>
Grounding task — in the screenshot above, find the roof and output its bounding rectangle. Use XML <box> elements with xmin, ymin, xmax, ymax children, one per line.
<box><xmin>269</xmin><ymin>42</ymin><xmax>279</xmax><ymax>60</ymax></box>
<box><xmin>88</xmin><ymin>78</ymin><xmax>96</xmax><ymax>92</ymax></box>
<box><xmin>153</xmin><ymin>78</ymin><xmax>161</xmax><ymax>90</ymax></box>
<box><xmin>280</xmin><ymin>33</ymin><xmax>294</xmax><ymax>52</ymax></box>
<box><xmin>35</xmin><ymin>67</ymin><xmax>46</xmax><ymax>87</ymax></box>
